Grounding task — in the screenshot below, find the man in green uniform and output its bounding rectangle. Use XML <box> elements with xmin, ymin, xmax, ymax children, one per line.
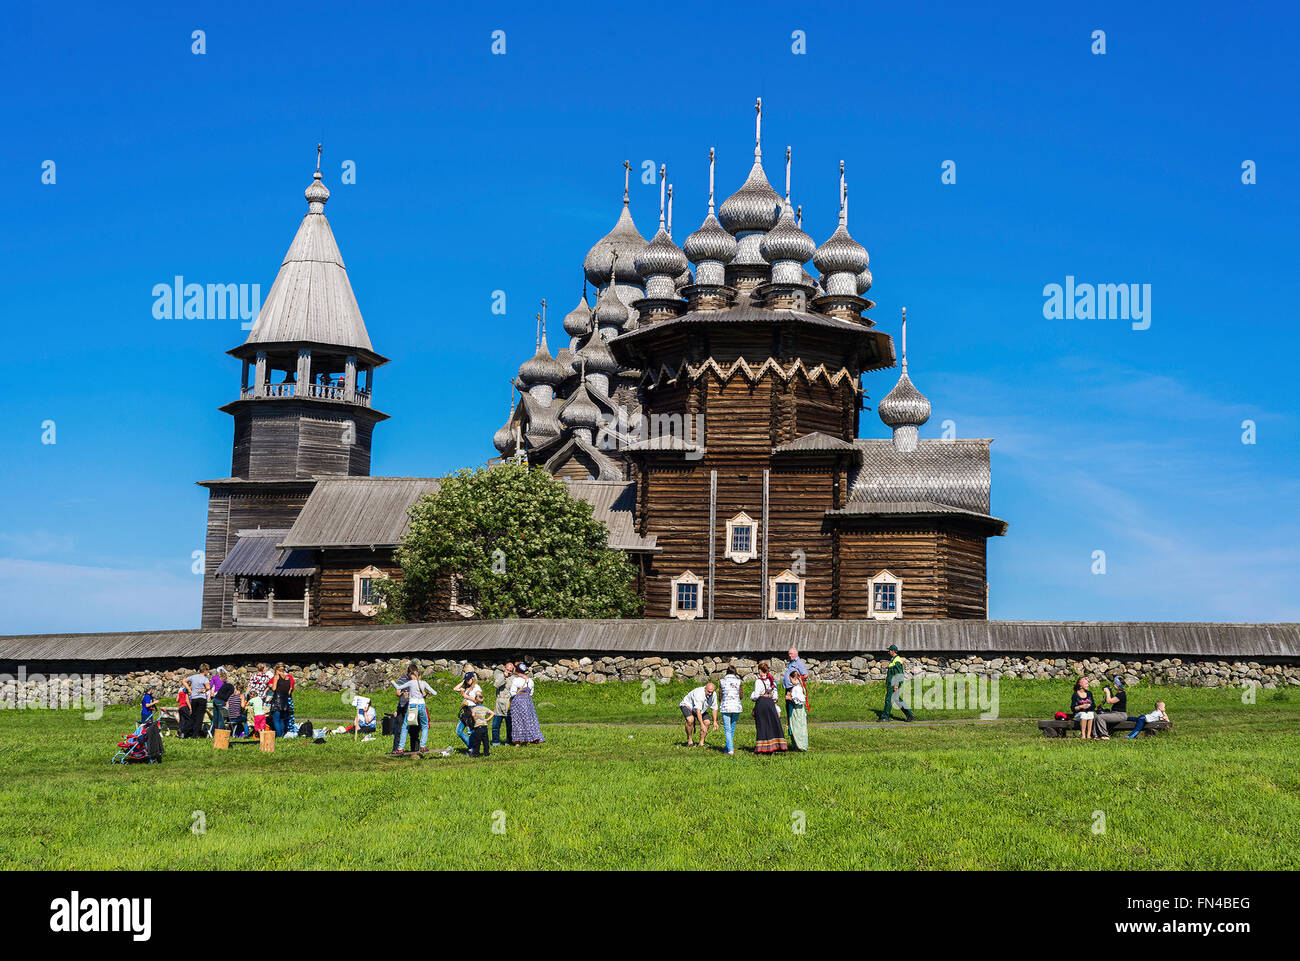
<box><xmin>880</xmin><ymin>644</ymin><xmax>915</xmax><ymax>722</ymax></box>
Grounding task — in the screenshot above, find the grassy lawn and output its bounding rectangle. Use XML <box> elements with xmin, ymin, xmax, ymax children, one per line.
<box><xmin>1</xmin><ymin>679</ymin><xmax>1297</xmax><ymax>870</ymax></box>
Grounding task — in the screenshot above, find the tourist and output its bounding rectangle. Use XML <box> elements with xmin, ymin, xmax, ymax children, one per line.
<box><xmin>140</xmin><ymin>685</ymin><xmax>158</xmax><ymax>723</ymax></box>
<box><xmin>210</xmin><ymin>668</ymin><xmax>233</xmax><ymax>734</ymax></box>
<box><xmin>389</xmin><ymin>685</ymin><xmax>411</xmax><ymax>755</ymax></box>
<box><xmin>186</xmin><ymin>664</ymin><xmax>211</xmax><ymax>738</ymax></box>
<box><xmin>246</xmin><ymin>662</ymin><xmax>274</xmax><ymax>706</ymax></box>
<box><xmin>491</xmin><ymin>661</ymin><xmax>515</xmax><ymax>746</ymax></box>
<box><xmin>787</xmin><ymin>675</ymin><xmax>809</xmax><ymax>750</ymax></box>
<box><xmin>177</xmin><ymin>684</ymin><xmax>192</xmax><ymax>738</ymax></box>
<box><xmin>468</xmin><ymin>691</ymin><xmax>494</xmax><ymax>757</ymax></box>
<box><xmin>391</xmin><ymin>665</ymin><xmax>436</xmax><ymax>754</ymax></box>
<box><xmin>349</xmin><ymin>701</ymin><xmax>377</xmax><ymax>736</ymax></box>
<box><xmin>719</xmin><ymin>665</ymin><xmax>744</xmax><ymax>755</ymax></box>
<box><xmin>453</xmin><ymin>671</ymin><xmax>483</xmax><ymax>750</ymax></box>
<box><xmin>1127</xmin><ymin>701</ymin><xmax>1171</xmax><ymax>739</ymax></box>
<box><xmin>269</xmin><ymin>664</ymin><xmax>293</xmax><ymax>737</ymax></box>
<box><xmin>247</xmin><ymin>690</ymin><xmax>269</xmax><ymax>735</ymax></box>
<box><xmin>750</xmin><ymin>662</ymin><xmax>788</xmax><ymax>755</ymax></box>
<box><xmin>508</xmin><ymin>664</ymin><xmax>545</xmax><ymax>744</ymax></box>
<box><xmin>782</xmin><ymin>646</ymin><xmax>809</xmax><ymax>730</ymax></box>
<box><xmin>1071</xmin><ymin>677</ymin><xmax>1096</xmax><ymax>740</ymax></box>
<box><xmin>679</xmin><ymin>682</ymin><xmax>719</xmax><ymax>748</ymax></box>
<box><xmin>1094</xmin><ymin>676</ymin><xmax>1128</xmax><ymax>739</ymax></box>
<box><xmin>284</xmin><ymin>666</ymin><xmax>298</xmax><ymax>735</ymax></box>
<box><xmin>881</xmin><ymin>644</ymin><xmax>915</xmax><ymax>722</ymax></box>
<box><xmin>227</xmin><ymin>683</ymin><xmax>246</xmax><ymax>738</ymax></box>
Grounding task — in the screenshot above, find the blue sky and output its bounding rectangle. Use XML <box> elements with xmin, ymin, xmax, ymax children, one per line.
<box><xmin>1</xmin><ymin>0</ymin><xmax>1297</xmax><ymax>633</ymax></box>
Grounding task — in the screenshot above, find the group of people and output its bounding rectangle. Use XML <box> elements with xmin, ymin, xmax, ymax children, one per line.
<box><xmin>1069</xmin><ymin>676</ymin><xmax>1171</xmax><ymax>740</ymax></box>
<box><xmin>386</xmin><ymin>661</ymin><xmax>545</xmax><ymax>757</ymax></box>
<box><xmin>677</xmin><ymin>646</ymin><xmax>812</xmax><ymax>755</ymax></box>
<box><xmin>163</xmin><ymin>662</ymin><xmax>300</xmax><ymax>740</ymax></box>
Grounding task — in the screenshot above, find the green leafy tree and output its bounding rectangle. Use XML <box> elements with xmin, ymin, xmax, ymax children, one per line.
<box><xmin>375</xmin><ymin>463</ymin><xmax>642</xmax><ymax>622</ymax></box>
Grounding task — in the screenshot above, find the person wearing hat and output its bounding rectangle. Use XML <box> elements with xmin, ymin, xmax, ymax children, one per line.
<box><xmin>453</xmin><ymin>670</ymin><xmax>484</xmax><ymax>750</ymax></box>
<box><xmin>880</xmin><ymin>644</ymin><xmax>915</xmax><ymax>722</ymax></box>
<box><xmin>1094</xmin><ymin>676</ymin><xmax>1128</xmax><ymax>739</ymax></box>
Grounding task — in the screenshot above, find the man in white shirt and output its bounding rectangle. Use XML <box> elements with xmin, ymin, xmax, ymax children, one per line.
<box><xmin>679</xmin><ymin>682</ymin><xmax>719</xmax><ymax>748</ymax></box>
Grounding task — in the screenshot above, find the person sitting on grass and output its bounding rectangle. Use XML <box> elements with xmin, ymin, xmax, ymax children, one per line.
<box><xmin>468</xmin><ymin>692</ymin><xmax>494</xmax><ymax>757</ymax></box>
<box><xmin>1071</xmin><ymin>676</ymin><xmax>1097</xmax><ymax>740</ymax></box>
<box><xmin>679</xmin><ymin>682</ymin><xmax>719</xmax><ymax>748</ymax></box>
<box><xmin>1127</xmin><ymin>701</ymin><xmax>1170</xmax><ymax>739</ymax></box>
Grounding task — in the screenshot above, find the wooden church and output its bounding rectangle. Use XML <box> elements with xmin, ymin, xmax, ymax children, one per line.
<box><xmin>200</xmin><ymin>105</ymin><xmax>1006</xmax><ymax>629</ymax></box>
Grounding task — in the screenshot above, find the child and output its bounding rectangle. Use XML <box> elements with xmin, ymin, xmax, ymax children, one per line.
<box><xmin>468</xmin><ymin>691</ymin><xmax>494</xmax><ymax>757</ymax></box>
<box><xmin>1071</xmin><ymin>677</ymin><xmax>1096</xmax><ymax>740</ymax></box>
<box><xmin>1127</xmin><ymin>701</ymin><xmax>1170</xmax><ymax>738</ymax></box>
<box><xmin>248</xmin><ymin>692</ymin><xmax>269</xmax><ymax>734</ymax></box>
<box><xmin>177</xmin><ymin>685</ymin><xmax>192</xmax><ymax>738</ymax></box>
<box><xmin>140</xmin><ymin>685</ymin><xmax>158</xmax><ymax>723</ymax></box>
<box><xmin>227</xmin><ymin>683</ymin><xmax>246</xmax><ymax>737</ymax></box>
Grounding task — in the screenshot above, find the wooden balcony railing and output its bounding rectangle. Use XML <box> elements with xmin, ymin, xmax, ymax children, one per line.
<box><xmin>232</xmin><ymin>591</ymin><xmax>310</xmax><ymax>627</ymax></box>
<box><xmin>239</xmin><ymin>383</ymin><xmax>371</xmax><ymax>407</ymax></box>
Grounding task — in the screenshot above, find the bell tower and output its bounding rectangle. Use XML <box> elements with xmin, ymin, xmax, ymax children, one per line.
<box><xmin>198</xmin><ymin>149</ymin><xmax>388</xmax><ymax>627</ymax></box>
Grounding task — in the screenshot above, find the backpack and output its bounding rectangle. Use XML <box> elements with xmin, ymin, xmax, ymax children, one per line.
<box><xmin>297</xmin><ymin>720</ymin><xmax>314</xmax><ymax>739</ymax></box>
<box><xmin>458</xmin><ymin>704</ymin><xmax>475</xmax><ymax>729</ymax></box>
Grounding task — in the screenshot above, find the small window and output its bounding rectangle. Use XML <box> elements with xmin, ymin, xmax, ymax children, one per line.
<box><xmin>352</xmin><ymin>565</ymin><xmax>386</xmax><ymax>615</ymax></box>
<box><xmin>724</xmin><ymin>511</ymin><xmax>758</xmax><ymax>564</ymax></box>
<box><xmin>868</xmin><ymin>570</ymin><xmax>902</xmax><ymax>620</ymax></box>
<box><xmin>670</xmin><ymin>571</ymin><xmax>703</xmax><ymax>620</ymax></box>
<box><xmin>768</xmin><ymin>569</ymin><xmax>805</xmax><ymax>620</ymax></box>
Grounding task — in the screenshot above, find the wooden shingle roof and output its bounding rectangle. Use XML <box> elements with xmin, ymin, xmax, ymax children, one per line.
<box><xmin>279</xmin><ymin>477</ymin><xmax>441</xmax><ymax>549</ymax></box>
<box><xmin>3</xmin><ymin>620</ymin><xmax>1297</xmax><ymax>663</ymax></box>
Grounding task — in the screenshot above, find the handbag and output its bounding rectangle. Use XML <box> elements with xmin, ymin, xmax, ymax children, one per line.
<box><xmin>406</xmin><ymin>706</ymin><xmax>419</xmax><ymax>726</ymax></box>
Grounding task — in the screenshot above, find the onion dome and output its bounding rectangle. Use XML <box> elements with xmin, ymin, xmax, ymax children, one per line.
<box><xmin>718</xmin><ymin>161</ymin><xmax>782</xmax><ymax>234</ymax></box>
<box><xmin>760</xmin><ymin>201</ymin><xmax>816</xmax><ymax>268</ymax></box>
<box><xmin>878</xmin><ymin>309</ymin><xmax>930</xmax><ymax>453</ymax></box>
<box><xmin>493</xmin><ymin>398</ymin><xmax>517</xmax><ymax>455</ymax></box>
<box><xmin>684</xmin><ymin>213</ymin><xmax>738</xmax><ymax>266</ymax></box>
<box><xmin>583</xmin><ymin>164</ymin><xmax>648</xmax><ymax>287</ymax></box>
<box><xmin>814</xmin><ymin>165</ymin><xmax>870</xmax><ymax>297</ymax></box>
<box><xmin>856</xmin><ymin>267</ymin><xmax>873</xmax><ymax>295</ymax></box>
<box><xmin>563</xmin><ymin>290</ymin><xmax>592</xmax><ymax>341</ymax></box>
<box><xmin>559</xmin><ymin>382</ymin><xmax>601</xmax><ymax>431</ymax></box>
<box><xmin>592</xmin><ymin>278</ymin><xmax>629</xmax><ymax>332</ymax></box>
<box><xmin>878</xmin><ymin>370</ymin><xmax>931</xmax><ymax>429</ymax></box>
<box><xmin>636</xmin><ymin>230</ymin><xmax>688</xmax><ymax>290</ymax></box>
<box><xmin>577</xmin><ymin>326</ymin><xmax>620</xmax><ymax>377</ymax></box>
<box><xmin>518</xmin><ymin>328</ymin><xmax>568</xmax><ymax>387</ymax></box>
<box><xmin>305</xmin><ymin>171</ymin><xmax>330</xmax><ymax>210</ymax></box>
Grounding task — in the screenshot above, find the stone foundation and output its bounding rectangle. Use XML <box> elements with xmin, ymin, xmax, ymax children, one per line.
<box><xmin>2</xmin><ymin>652</ymin><xmax>1297</xmax><ymax>707</ymax></box>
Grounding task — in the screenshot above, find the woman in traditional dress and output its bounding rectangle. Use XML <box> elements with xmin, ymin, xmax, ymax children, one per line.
<box><xmin>508</xmin><ymin>664</ymin><xmax>546</xmax><ymax>744</ymax></box>
<box><xmin>786</xmin><ymin>674</ymin><xmax>809</xmax><ymax>750</ymax></box>
<box><xmin>750</xmin><ymin>661</ymin><xmax>787</xmax><ymax>755</ymax></box>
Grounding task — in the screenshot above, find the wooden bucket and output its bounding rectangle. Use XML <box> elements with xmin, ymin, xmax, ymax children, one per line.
<box><xmin>259</xmin><ymin>730</ymin><xmax>276</xmax><ymax>753</ymax></box>
<box><xmin>213</xmin><ymin>728</ymin><xmax>230</xmax><ymax>750</ymax></box>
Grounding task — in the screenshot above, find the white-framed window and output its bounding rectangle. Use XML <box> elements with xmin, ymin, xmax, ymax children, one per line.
<box><xmin>724</xmin><ymin>511</ymin><xmax>759</xmax><ymax>564</ymax></box>
<box><xmin>352</xmin><ymin>565</ymin><xmax>386</xmax><ymax>616</ymax></box>
<box><xmin>670</xmin><ymin>570</ymin><xmax>703</xmax><ymax>620</ymax></box>
<box><xmin>768</xmin><ymin>569</ymin><xmax>806</xmax><ymax>620</ymax></box>
<box><xmin>868</xmin><ymin>570</ymin><xmax>902</xmax><ymax>620</ymax></box>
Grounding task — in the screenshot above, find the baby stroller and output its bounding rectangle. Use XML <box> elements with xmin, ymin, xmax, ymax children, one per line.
<box><xmin>112</xmin><ymin>713</ymin><xmax>164</xmax><ymax>764</ymax></box>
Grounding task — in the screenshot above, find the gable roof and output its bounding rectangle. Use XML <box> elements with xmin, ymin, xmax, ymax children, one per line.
<box><xmin>564</xmin><ymin>480</ymin><xmax>658</xmax><ymax>552</ymax></box>
<box><xmin>849</xmin><ymin>439</ymin><xmax>993</xmax><ymax>514</ymax></box>
<box><xmin>279</xmin><ymin>477</ymin><xmax>440</xmax><ymax>549</ymax></box>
